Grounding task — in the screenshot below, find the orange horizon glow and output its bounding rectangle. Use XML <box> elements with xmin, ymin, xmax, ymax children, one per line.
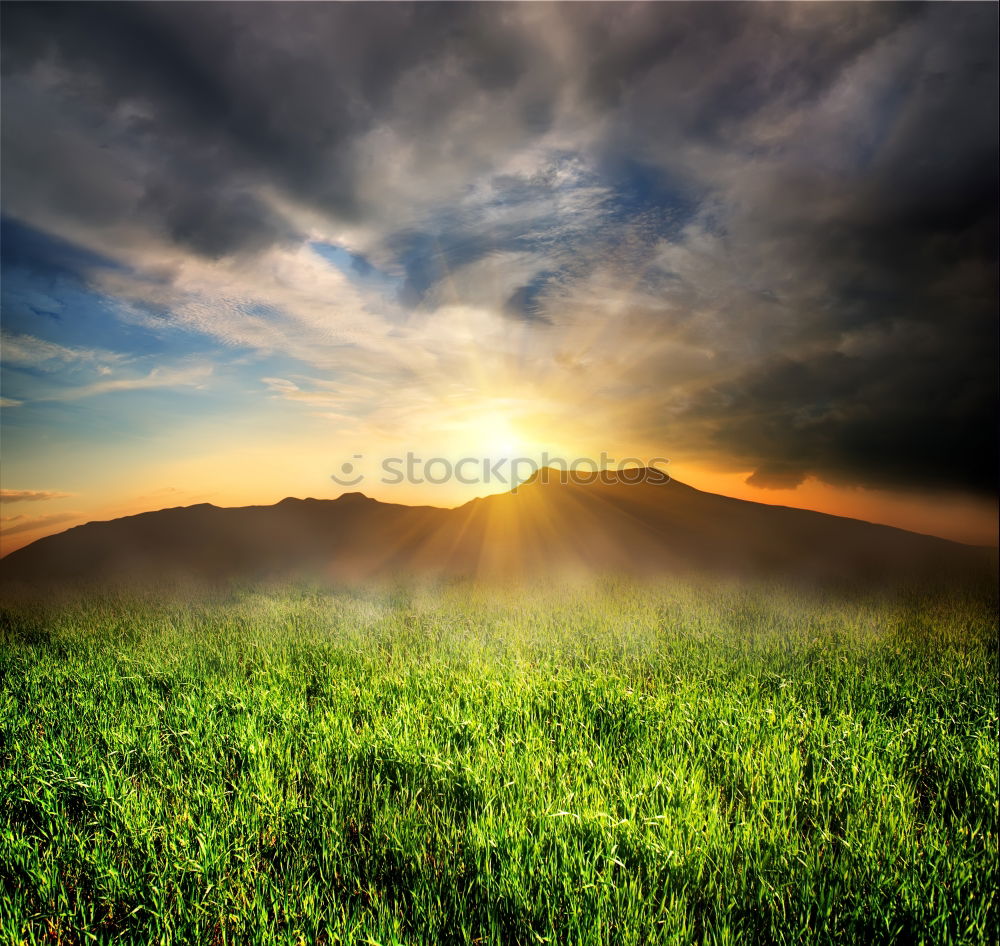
<box><xmin>2</xmin><ymin>375</ymin><xmax>995</xmax><ymax>557</ymax></box>
<box><xmin>2</xmin><ymin>453</ymin><xmax>996</xmax><ymax>557</ymax></box>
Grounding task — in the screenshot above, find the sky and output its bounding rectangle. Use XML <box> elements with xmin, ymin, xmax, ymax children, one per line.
<box><xmin>1</xmin><ymin>1</ymin><xmax>997</xmax><ymax>554</ymax></box>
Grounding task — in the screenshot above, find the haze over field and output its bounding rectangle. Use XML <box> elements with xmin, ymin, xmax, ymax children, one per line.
<box><xmin>2</xmin><ymin>2</ymin><xmax>997</xmax><ymax>553</ymax></box>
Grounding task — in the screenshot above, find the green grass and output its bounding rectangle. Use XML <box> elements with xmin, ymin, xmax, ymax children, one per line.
<box><xmin>1</xmin><ymin>579</ymin><xmax>996</xmax><ymax>945</ymax></box>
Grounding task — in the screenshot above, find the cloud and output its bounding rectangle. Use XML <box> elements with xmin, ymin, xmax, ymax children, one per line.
<box><xmin>1</xmin><ymin>327</ymin><xmax>214</xmax><ymax>402</ymax></box>
<box><xmin>1</xmin><ymin>2</ymin><xmax>555</xmax><ymax>257</ymax></box>
<box><xmin>2</xmin><ymin>3</ymin><xmax>996</xmax><ymax>496</ymax></box>
<box><xmin>745</xmin><ymin>467</ymin><xmax>808</xmax><ymax>491</ymax></box>
<box><xmin>38</xmin><ymin>363</ymin><xmax>213</xmax><ymax>401</ymax></box>
<box><xmin>260</xmin><ymin>376</ymin><xmax>344</xmax><ymax>408</ymax></box>
<box><xmin>0</xmin><ymin>511</ymin><xmax>81</xmax><ymax>537</ymax></box>
<box><xmin>0</xmin><ymin>398</ymin><xmax>22</xmax><ymax>408</ymax></box>
<box><xmin>0</xmin><ymin>331</ymin><xmax>124</xmax><ymax>371</ymax></box>
<box><xmin>1</xmin><ymin>489</ymin><xmax>74</xmax><ymax>503</ymax></box>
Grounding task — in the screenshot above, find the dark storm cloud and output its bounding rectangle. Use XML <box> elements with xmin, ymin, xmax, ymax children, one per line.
<box><xmin>1</xmin><ymin>2</ymin><xmax>996</xmax><ymax>496</ymax></box>
<box><xmin>1</xmin><ymin>1</ymin><xmax>542</xmax><ymax>254</ymax></box>
<box><xmin>692</xmin><ymin>339</ymin><xmax>997</xmax><ymax>494</ymax></box>
<box><xmin>662</xmin><ymin>5</ymin><xmax>999</xmax><ymax>495</ymax></box>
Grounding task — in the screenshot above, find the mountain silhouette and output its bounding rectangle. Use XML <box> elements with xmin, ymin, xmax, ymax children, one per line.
<box><xmin>1</xmin><ymin>471</ymin><xmax>994</xmax><ymax>589</ymax></box>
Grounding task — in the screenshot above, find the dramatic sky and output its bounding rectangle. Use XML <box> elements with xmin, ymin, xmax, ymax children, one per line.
<box><xmin>1</xmin><ymin>1</ymin><xmax>997</xmax><ymax>552</ymax></box>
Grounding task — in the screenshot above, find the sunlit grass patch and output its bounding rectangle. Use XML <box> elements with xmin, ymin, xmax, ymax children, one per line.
<box><xmin>1</xmin><ymin>580</ymin><xmax>996</xmax><ymax>944</ymax></box>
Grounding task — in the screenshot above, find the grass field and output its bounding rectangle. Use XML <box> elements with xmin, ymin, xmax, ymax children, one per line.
<box><xmin>1</xmin><ymin>579</ymin><xmax>996</xmax><ymax>945</ymax></box>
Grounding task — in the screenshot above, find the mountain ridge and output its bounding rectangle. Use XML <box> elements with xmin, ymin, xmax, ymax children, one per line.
<box><xmin>2</xmin><ymin>475</ymin><xmax>994</xmax><ymax>589</ymax></box>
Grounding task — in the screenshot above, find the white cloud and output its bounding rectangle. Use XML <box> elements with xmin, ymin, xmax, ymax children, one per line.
<box><xmin>0</xmin><ymin>332</ymin><xmax>125</xmax><ymax>371</ymax></box>
<box><xmin>1</xmin><ymin>489</ymin><xmax>74</xmax><ymax>503</ymax></box>
<box><xmin>39</xmin><ymin>362</ymin><xmax>214</xmax><ymax>401</ymax></box>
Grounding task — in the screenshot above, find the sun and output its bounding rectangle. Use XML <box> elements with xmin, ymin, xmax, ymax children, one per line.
<box><xmin>423</xmin><ymin>391</ymin><xmax>573</xmax><ymax>485</ymax></box>
<box><xmin>479</xmin><ymin>414</ymin><xmax>525</xmax><ymax>463</ymax></box>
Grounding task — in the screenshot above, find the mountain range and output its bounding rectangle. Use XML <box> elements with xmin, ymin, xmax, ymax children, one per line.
<box><xmin>1</xmin><ymin>470</ymin><xmax>994</xmax><ymax>589</ymax></box>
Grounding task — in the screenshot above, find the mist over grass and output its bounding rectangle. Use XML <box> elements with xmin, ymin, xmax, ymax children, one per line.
<box><xmin>1</xmin><ymin>579</ymin><xmax>997</xmax><ymax>944</ymax></box>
